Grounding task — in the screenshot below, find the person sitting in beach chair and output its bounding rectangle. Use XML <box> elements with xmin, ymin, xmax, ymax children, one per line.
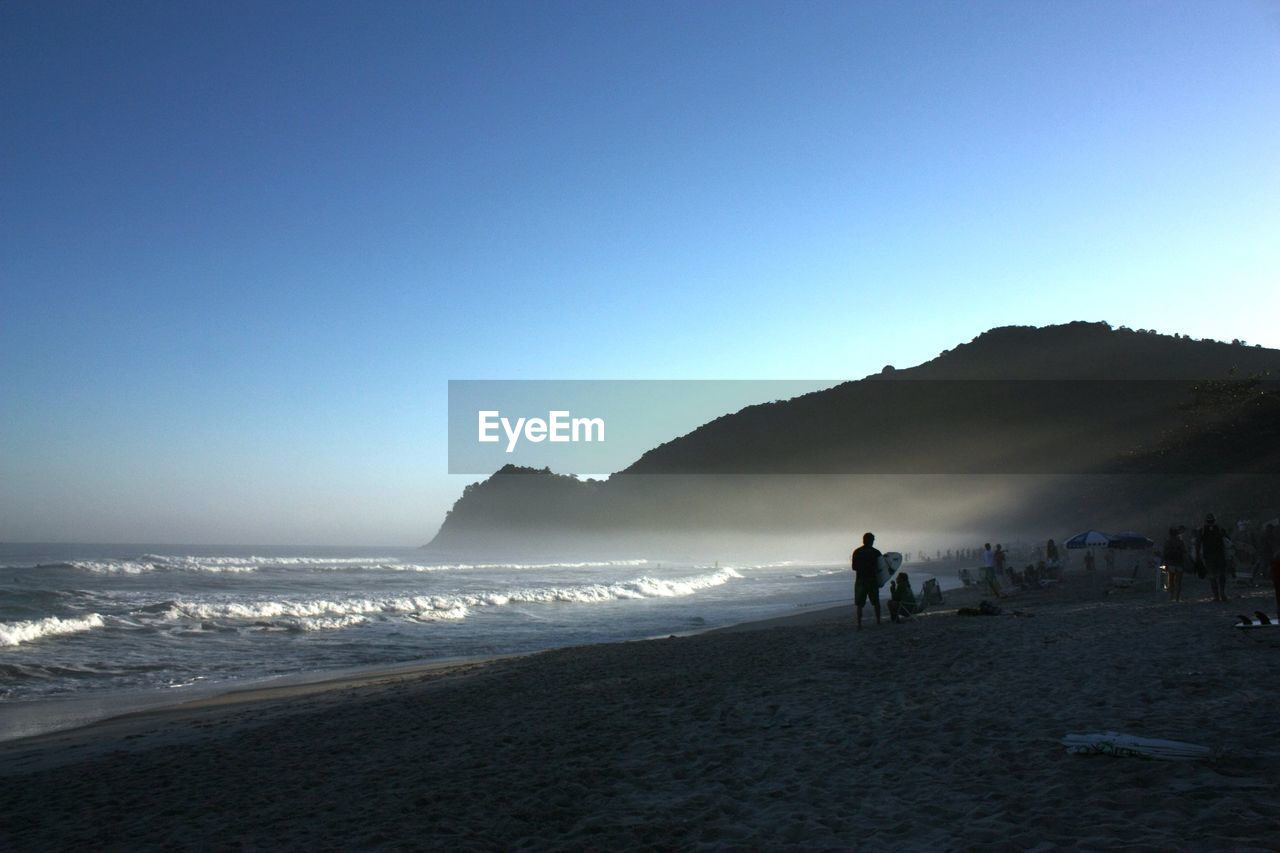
<box><xmin>888</xmin><ymin>572</ymin><xmax>918</xmax><ymax>623</ymax></box>
<box><xmin>1008</xmin><ymin>565</ymin><xmax>1026</xmax><ymax>589</ymax></box>
<box><xmin>1025</xmin><ymin>562</ymin><xmax>1040</xmax><ymax>587</ymax></box>
<box><xmin>919</xmin><ymin>577</ymin><xmax>943</xmax><ymax>607</ymax></box>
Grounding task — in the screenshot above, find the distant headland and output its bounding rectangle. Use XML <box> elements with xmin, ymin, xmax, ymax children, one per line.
<box><xmin>426</xmin><ymin>322</ymin><xmax>1280</xmax><ymax>559</ymax></box>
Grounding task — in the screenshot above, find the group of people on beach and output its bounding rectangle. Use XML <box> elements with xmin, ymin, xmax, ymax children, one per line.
<box><xmin>951</xmin><ymin>541</ymin><xmax>1063</xmax><ymax>597</ymax></box>
<box><xmin>1162</xmin><ymin>507</ymin><xmax>1280</xmax><ymax>601</ymax></box>
<box><xmin>969</xmin><ymin>541</ymin><xmax>1059</xmax><ymax>599</ymax></box>
<box><xmin>850</xmin><ymin>533</ymin><xmax>1048</xmax><ymax>627</ymax></box>
<box><xmin>852</xmin><ymin>514</ymin><xmax>1280</xmax><ymax>629</ymax></box>
<box><xmin>848</xmin><ymin>531</ymin><xmax>937</xmax><ymax>629</ymax></box>
<box><xmin>975</xmin><ymin>517</ymin><xmax>1278</xmax><ymax>605</ymax></box>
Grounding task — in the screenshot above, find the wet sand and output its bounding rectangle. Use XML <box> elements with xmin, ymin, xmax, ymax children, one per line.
<box><xmin>2</xmin><ymin>577</ymin><xmax>1277</xmax><ymax>850</ymax></box>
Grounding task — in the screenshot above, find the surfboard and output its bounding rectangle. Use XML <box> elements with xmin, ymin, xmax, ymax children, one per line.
<box><xmin>1062</xmin><ymin>732</ymin><xmax>1210</xmax><ymax>761</ymax></box>
<box><xmin>1235</xmin><ymin>611</ymin><xmax>1276</xmax><ymax>628</ymax></box>
<box><xmin>876</xmin><ymin>552</ymin><xmax>903</xmax><ymax>588</ymax></box>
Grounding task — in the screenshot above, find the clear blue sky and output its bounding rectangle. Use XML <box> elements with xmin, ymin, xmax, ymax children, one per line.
<box><xmin>3</xmin><ymin>1</ymin><xmax>1278</xmax><ymax>545</ymax></box>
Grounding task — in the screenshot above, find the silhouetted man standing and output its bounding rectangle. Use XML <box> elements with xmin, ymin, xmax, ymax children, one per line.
<box><xmin>1199</xmin><ymin>513</ymin><xmax>1229</xmax><ymax>602</ymax></box>
<box><xmin>851</xmin><ymin>531</ymin><xmax>883</xmax><ymax>631</ymax></box>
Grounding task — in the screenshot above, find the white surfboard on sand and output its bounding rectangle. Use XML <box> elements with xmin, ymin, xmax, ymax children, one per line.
<box><xmin>1236</xmin><ymin>611</ymin><xmax>1277</xmax><ymax>629</ymax></box>
<box><xmin>876</xmin><ymin>552</ymin><xmax>903</xmax><ymax>588</ymax></box>
<box><xmin>1062</xmin><ymin>732</ymin><xmax>1210</xmax><ymax>761</ymax></box>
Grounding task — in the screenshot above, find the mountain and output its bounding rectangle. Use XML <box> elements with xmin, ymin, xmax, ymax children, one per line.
<box><xmin>427</xmin><ymin>323</ymin><xmax>1280</xmax><ymax>559</ymax></box>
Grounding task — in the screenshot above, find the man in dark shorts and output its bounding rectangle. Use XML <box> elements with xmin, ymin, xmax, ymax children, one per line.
<box><xmin>851</xmin><ymin>531</ymin><xmax>883</xmax><ymax>631</ymax></box>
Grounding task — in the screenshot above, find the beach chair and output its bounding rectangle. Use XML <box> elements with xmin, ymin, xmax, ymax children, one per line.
<box><xmin>1109</xmin><ymin>561</ymin><xmax>1146</xmax><ymax>591</ymax></box>
<box><xmin>893</xmin><ymin>578</ymin><xmax>941</xmax><ymax>622</ymax></box>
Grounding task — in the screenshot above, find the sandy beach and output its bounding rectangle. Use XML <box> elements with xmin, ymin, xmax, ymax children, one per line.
<box><xmin>2</xmin><ymin>576</ymin><xmax>1278</xmax><ymax>851</ymax></box>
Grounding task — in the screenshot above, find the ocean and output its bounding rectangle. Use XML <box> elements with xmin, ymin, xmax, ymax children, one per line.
<box><xmin>0</xmin><ymin>542</ymin><xmax>918</xmax><ymax>741</ymax></box>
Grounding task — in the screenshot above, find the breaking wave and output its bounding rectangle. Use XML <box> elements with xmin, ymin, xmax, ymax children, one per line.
<box><xmin>325</xmin><ymin>559</ymin><xmax>655</xmax><ymax>573</ymax></box>
<box><xmin>0</xmin><ymin>614</ymin><xmax>106</xmax><ymax>647</ymax></box>
<box><xmin>66</xmin><ymin>559</ymin><xmax>258</xmax><ymax>575</ymax></box>
<box><xmin>156</xmin><ymin>596</ymin><xmax>471</xmax><ymax>623</ymax></box>
<box><xmin>1</xmin><ymin>567</ymin><xmax>745</xmax><ymax>649</ymax></box>
<box><xmin>141</xmin><ymin>568</ymin><xmax>743</xmax><ymax>632</ymax></box>
<box><xmin>479</xmin><ymin>567</ymin><xmax>744</xmax><ymax>605</ymax></box>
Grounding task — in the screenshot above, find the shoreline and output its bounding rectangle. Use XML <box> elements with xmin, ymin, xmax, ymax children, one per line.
<box><xmin>0</xmin><ymin>574</ymin><xmax>907</xmax><ymax>749</ymax></box>
<box><xmin>0</xmin><ymin>563</ymin><xmax>967</xmax><ymax>742</ymax></box>
<box><xmin>3</xmin><ymin>577</ymin><xmax>1275</xmax><ymax>848</ymax></box>
<box><xmin>0</xmin><ymin>579</ymin><xmax>1080</xmax><ymax>756</ymax></box>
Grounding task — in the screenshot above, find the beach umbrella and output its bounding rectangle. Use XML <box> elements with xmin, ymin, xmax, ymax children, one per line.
<box><xmin>1065</xmin><ymin>530</ymin><xmax>1113</xmax><ymax>549</ymax></box>
<box><xmin>1108</xmin><ymin>532</ymin><xmax>1154</xmax><ymax>550</ymax></box>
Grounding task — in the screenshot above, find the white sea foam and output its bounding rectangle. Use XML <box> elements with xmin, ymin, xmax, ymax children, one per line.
<box><xmin>142</xmin><ymin>555</ymin><xmax>399</xmax><ymax>572</ymax></box>
<box><xmin>69</xmin><ymin>558</ymin><xmax>257</xmax><ymax>574</ymax></box>
<box><xmin>290</xmin><ymin>615</ymin><xmax>371</xmax><ymax>632</ymax></box>
<box><xmin>143</xmin><ymin>568</ymin><xmax>742</xmax><ymax>631</ymax></box>
<box><xmin>158</xmin><ymin>595</ymin><xmax>471</xmax><ymax>623</ymax></box>
<box><xmin>0</xmin><ymin>614</ymin><xmax>106</xmax><ymax>647</ymax></box>
<box><xmin>312</xmin><ymin>559</ymin><xmax>654</xmax><ymax>573</ymax></box>
<box><xmin>141</xmin><ymin>555</ymin><xmax>259</xmax><ymax>572</ymax></box>
<box><xmin>68</xmin><ymin>560</ymin><xmax>160</xmax><ymax>575</ymax></box>
<box><xmin>492</xmin><ymin>568</ymin><xmax>744</xmax><ymax>605</ymax></box>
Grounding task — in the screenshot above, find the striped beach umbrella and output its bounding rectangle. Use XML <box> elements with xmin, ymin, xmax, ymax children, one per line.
<box><xmin>1108</xmin><ymin>532</ymin><xmax>1154</xmax><ymax>549</ymax></box>
<box><xmin>1064</xmin><ymin>530</ymin><xmax>1113</xmax><ymax>549</ymax></box>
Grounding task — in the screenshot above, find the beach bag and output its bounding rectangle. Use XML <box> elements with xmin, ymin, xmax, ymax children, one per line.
<box><xmin>1195</xmin><ymin>558</ymin><xmax>1206</xmax><ymax>579</ymax></box>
